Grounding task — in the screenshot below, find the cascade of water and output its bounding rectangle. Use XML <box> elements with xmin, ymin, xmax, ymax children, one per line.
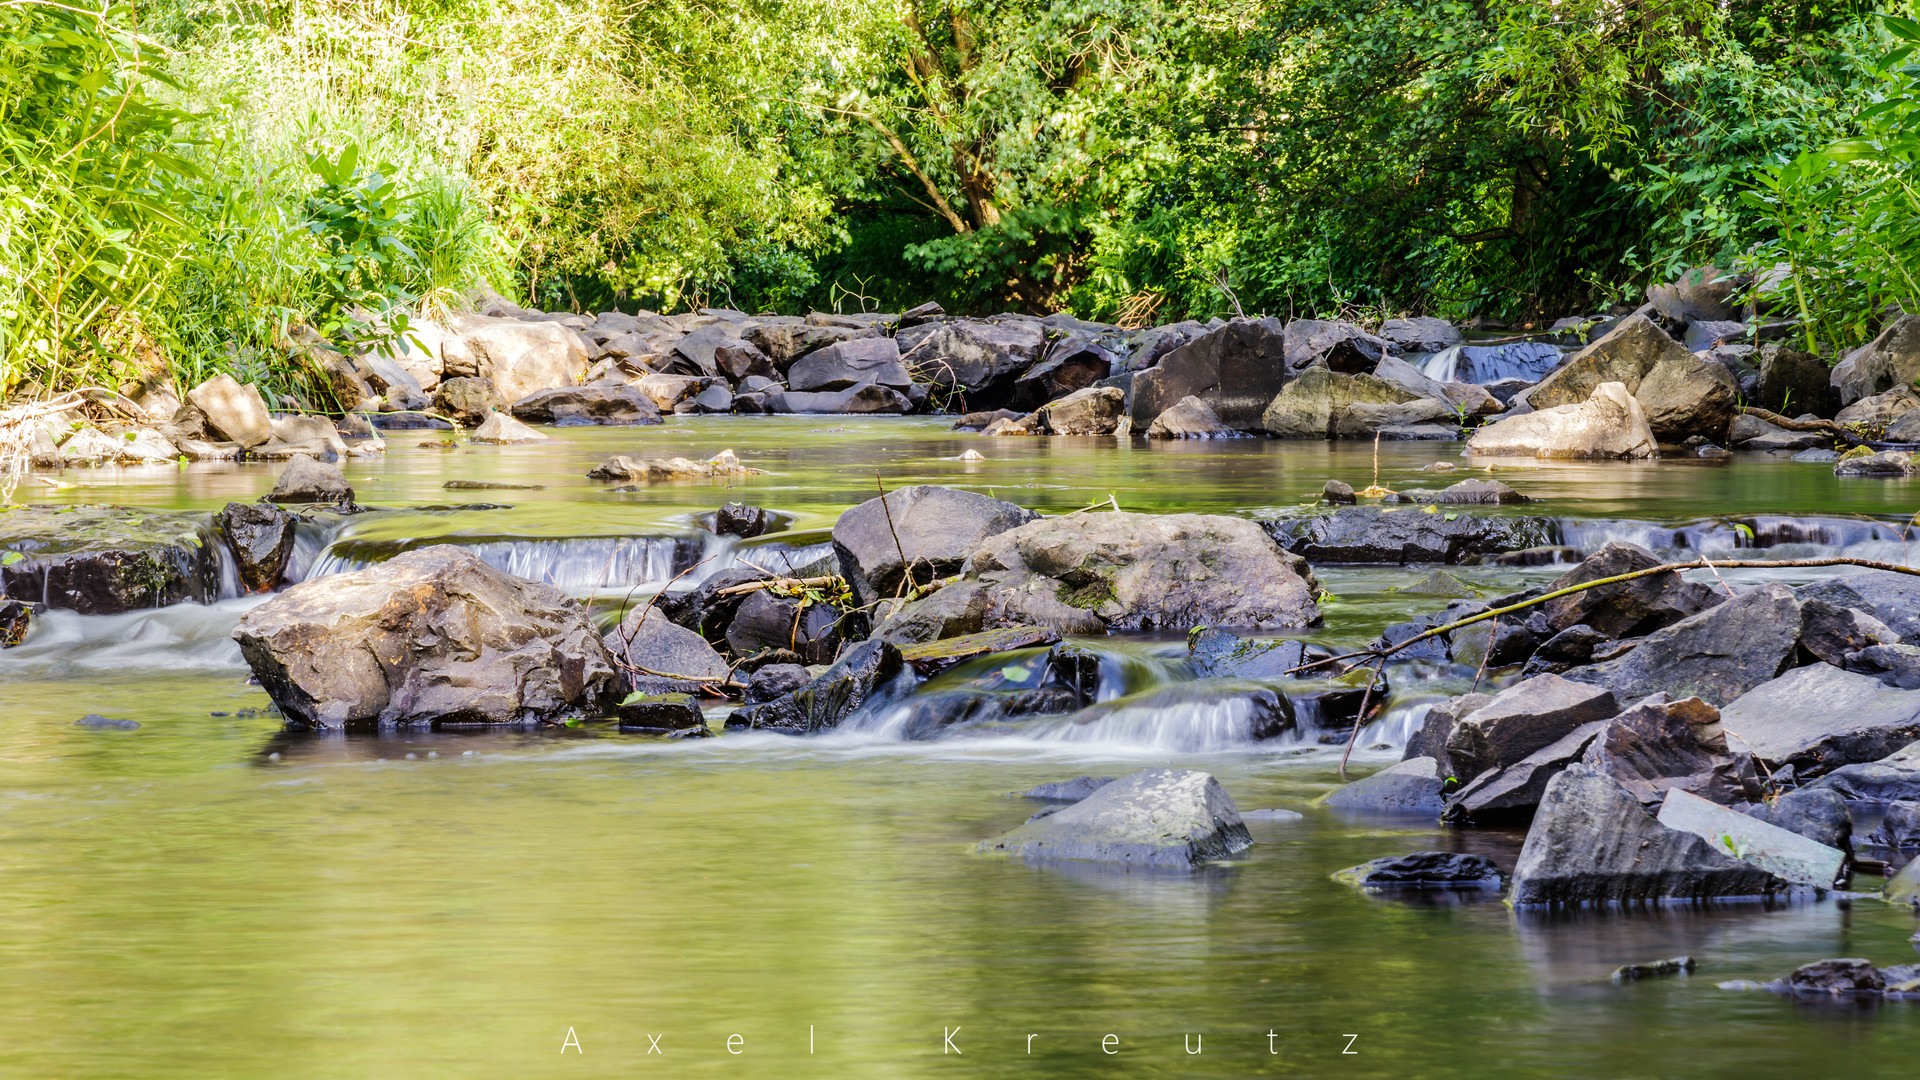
<box><xmin>1419</xmin><ymin>341</ymin><xmax>1566</xmax><ymax>384</ymax></box>
<box><xmin>0</xmin><ymin>597</ymin><xmax>264</xmax><ymax>679</ymax></box>
<box><xmin>1556</xmin><ymin>515</ymin><xmax>1911</xmax><ymax>561</ymax></box>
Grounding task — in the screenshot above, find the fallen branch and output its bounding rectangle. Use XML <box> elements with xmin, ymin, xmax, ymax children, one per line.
<box><xmin>1734</xmin><ymin>406</ymin><xmax>1841</xmax><ymax>434</ymax></box>
<box><xmin>713</xmin><ymin>574</ymin><xmax>841</xmax><ymax>597</ymax></box>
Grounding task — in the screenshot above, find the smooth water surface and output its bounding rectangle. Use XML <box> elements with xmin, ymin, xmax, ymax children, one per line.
<box><xmin>3</xmin><ymin>420</ymin><xmax>1918</xmax><ymax>1078</ymax></box>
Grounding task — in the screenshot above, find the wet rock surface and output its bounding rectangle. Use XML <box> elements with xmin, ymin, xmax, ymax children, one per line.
<box><xmin>1266</xmin><ymin>507</ymin><xmax>1558</xmax><ymax>565</ymax></box>
<box><xmin>1333</xmin><ymin>851</ymin><xmax>1503</xmax><ymax>890</ymax></box>
<box><xmin>724</xmin><ymin>640</ymin><xmax>906</xmax><ymax>734</ymax></box>
<box><xmin>977</xmin><ymin>768</ymin><xmax>1252</xmax><ymax>869</ymax></box>
<box><xmin>0</xmin><ymin>505</ymin><xmax>220</xmax><ymax>614</ymax></box>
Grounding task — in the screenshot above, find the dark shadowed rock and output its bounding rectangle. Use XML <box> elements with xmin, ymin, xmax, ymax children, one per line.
<box><xmin>1023</xmin><ymin>776</ymin><xmax>1117</xmax><ymax>802</ymax></box>
<box><xmin>713</xmin><ymin>502</ymin><xmax>770</xmax><ymax>538</ymax></box>
<box><xmin>1868</xmin><ymin>801</ymin><xmax>1920</xmax><ymax>848</ymax></box>
<box><xmin>1186</xmin><ymin>629</ymin><xmax>1330</xmax><ymax>680</ymax></box>
<box><xmin>216</xmin><ymin>502</ymin><xmax>297</xmax><ymax>593</ymax></box>
<box><xmin>0</xmin><ymin>505</ymin><xmax>220</xmax><ymax>614</ymax></box>
<box><xmin>1009</xmin><ymin>338</ymin><xmax>1116</xmax><ymax>411</ymax></box>
<box><xmin>1579</xmin><ymin>694</ymin><xmax>1760</xmax><ymax>807</ymax></box>
<box><xmin>787</xmin><ymin>336</ymin><xmax>910</xmax><ymax>392</ymax></box>
<box><xmin>510</xmin><ymin>385</ymin><xmax>662</xmax><ymax>426</ymax></box>
<box><xmin>1381</xmin><ymin>317</ymin><xmax>1462</xmax><ymax>353</ymax></box>
<box><xmin>1509</xmin><ymin>765</ymin><xmax>1788</xmax><ymax>908</ymax></box>
<box><xmin>832</xmin><ymin>485</ymin><xmax>1039</xmax><ymax>606</ymax></box>
<box><xmin>1445</xmin><ymin>720</ymin><xmax>1608</xmax><ymax>823</ymax></box>
<box><xmin>1444</xmin><ymin>674</ymin><xmax>1619</xmax><ymax>781</ymax></box>
<box><xmin>1538</xmin><ymin>541</ymin><xmax>1721</xmax><ymax>638</ymax></box>
<box><xmin>1746</xmin><ymin>788</ymin><xmax>1852</xmax><ymax>853</ymax></box>
<box><xmin>1383</xmin><ymin>480</ymin><xmax>1529</xmax><ymax>505</ymax></box>
<box><xmin>233</xmin><ymin>546</ymin><xmax>619</xmax><ymax>728</ymax></box>
<box><xmin>1265</xmin><ymin>507</ymin><xmax>1557</xmax><ymax>564</ymax></box>
<box><xmin>1333</xmin><ymin>851</ymin><xmax>1503</xmax><ymax>890</ymax></box>
<box><xmin>1720</xmin><ymin>665</ymin><xmax>1920</xmax><ymax>777</ymax></box>
<box><xmin>1799</xmin><ymin>571</ymin><xmax>1920</xmax><ymax>645</ymax></box>
<box><xmin>1804</xmin><ymin>739</ymin><xmax>1920</xmax><ymax>802</ymax></box>
<box><xmin>1128</xmin><ymin>318</ymin><xmax>1290</xmax><ymax>431</ymax></box>
<box><xmin>1799</xmin><ymin>599</ymin><xmax>1898</xmax><ymax>665</ymax></box>
<box><xmin>1772</xmin><ymin>959</ymin><xmax>1886</xmax><ymax>996</ymax></box>
<box><xmin>902</xmin><ymin>321</ymin><xmax>1047</xmax><ymax>409</ymax></box>
<box><xmin>1320</xmin><ymin>756</ymin><xmax>1449</xmax><ymax>814</ymax></box>
<box><xmin>724</xmin><ymin>640</ymin><xmax>906</xmax><ymax>734</ymax></box>
<box><xmin>1147</xmin><ymin>395</ymin><xmax>1245</xmax><ymax>438</ymax></box>
<box><xmin>1283</xmin><ymin>319</ymin><xmax>1389</xmax><ymax>373</ymax></box>
<box><xmin>617</xmin><ymin>692</ymin><xmax>707</xmax><ymax>733</ymax></box>
<box><xmin>871</xmin><ymin>580</ymin><xmax>994</xmax><ymax>645</ymax></box>
<box><xmin>1830</xmin><ymin>314</ymin><xmax>1920</xmax><ymax>405</ymax></box>
<box><xmin>1322</xmin><ymin>479</ymin><xmax>1355</xmax><ymax>504</ymax></box>
<box><xmin>745</xmin><ymin>663</ymin><xmax>811</xmax><ymax>703</ymax></box>
<box><xmin>432</xmin><ymin>375</ymin><xmax>504</xmax><ymax>426</ymax></box>
<box><xmin>1567</xmin><ymin>582</ymin><xmax>1803</xmax><ymax>706</ymax></box>
<box><xmin>725</xmin><ymin>590</ymin><xmax>847</xmax><ymax>664</ymax></box>
<box><xmin>977</xmin><ymin>768</ymin><xmax>1252</xmax><ymax>869</ymax></box>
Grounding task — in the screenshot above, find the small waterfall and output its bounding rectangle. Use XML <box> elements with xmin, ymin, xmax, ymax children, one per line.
<box><xmin>0</xmin><ymin>598</ymin><xmax>263</xmax><ymax>679</ymax></box>
<box><xmin>1017</xmin><ymin>686</ymin><xmax>1302</xmax><ymax>752</ymax></box>
<box><xmin>1556</xmin><ymin>515</ymin><xmax>1912</xmax><ymax>561</ymax></box>
<box><xmin>1420</xmin><ymin>341</ymin><xmax>1566</xmax><ymax>385</ymax></box>
<box><xmin>307</xmin><ymin>534</ymin><xmax>708</xmax><ymax>592</ymax></box>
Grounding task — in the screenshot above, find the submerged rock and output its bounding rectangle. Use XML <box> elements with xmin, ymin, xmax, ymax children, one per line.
<box><xmin>976</xmin><ymin>768</ymin><xmax>1252</xmax><ymax>869</ymax></box>
<box><xmin>233</xmin><ymin>545</ymin><xmax>619</xmax><ymax>728</ymax></box>
<box><xmin>74</xmin><ymin>713</ymin><xmax>141</xmax><ymax>730</ymax></box>
<box><xmin>588</xmin><ymin>450</ymin><xmax>762</xmax><ymax>482</ymax></box>
<box><xmin>1333</xmin><ymin>851</ymin><xmax>1503</xmax><ymax>890</ymax></box>
<box><xmin>1319</xmin><ymin>756</ymin><xmax>1449</xmax><ymax>814</ymax></box>
<box><xmin>0</xmin><ymin>505</ymin><xmax>219</xmax><ymax>614</ymax></box>
<box><xmin>1509</xmin><ymin>766</ymin><xmax>1788</xmax><ymax>908</ymax></box>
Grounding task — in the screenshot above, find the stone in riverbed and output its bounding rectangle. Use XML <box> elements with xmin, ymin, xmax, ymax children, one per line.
<box><xmin>1835</xmin><ymin>450</ymin><xmax>1915</xmax><ymax>477</ymax></box>
<box><xmin>1035</xmin><ymin>386</ymin><xmax>1125</xmax><ymax>435</ymax></box>
<box><xmin>786</xmin><ymin>336</ymin><xmax>911</xmax><ymax>393</ymax></box>
<box><xmin>432</xmin><ymin>375</ymin><xmax>506</xmax><ymax>427</ymax></box>
<box><xmin>895</xmin><ymin>625</ymin><xmax>1060</xmax><ymax>677</ymax></box>
<box><xmin>771</xmin><ymin>380</ymin><xmax>913</xmax><ymax>414</ymax></box>
<box><xmin>1264</xmin><ymin>506</ymin><xmax>1557</xmax><ymax>564</ymax></box>
<box><xmin>1382</xmin><ymin>480</ymin><xmax>1529</xmax><ymax>505</ymax></box>
<box><xmin>1805</xmin><ymin>739</ymin><xmax>1920</xmax><ymax>802</ymax></box>
<box><xmin>1831</xmin><ymin>314</ymin><xmax>1920</xmax><ymax>405</ymax></box>
<box><xmin>1866</xmin><ymin>801</ymin><xmax>1920</xmax><ymax>848</ymax></box>
<box><xmin>0</xmin><ymin>598</ymin><xmax>36</xmax><ymax>647</ymax></box>
<box><xmin>1537</xmin><ymin>541</ymin><xmax>1720</xmax><ymax>638</ymax></box>
<box><xmin>510</xmin><ymin>385</ymin><xmax>662</xmax><ymax>426</ymax></box>
<box><xmin>1566</xmin><ymin>582</ymin><xmax>1803</xmax><ymax>706</ymax></box>
<box><xmin>1467</xmin><ymin>382</ymin><xmax>1658</xmax><ymax>459</ymax></box>
<box><xmin>1718</xmin><ymin>665</ymin><xmax>1920</xmax><ymax>777</ymax></box>
<box><xmin>1613</xmin><ymin>957</ymin><xmax>1695</xmax><ymax>983</ymax></box>
<box><xmin>1258</xmin><ymin>367</ymin><xmax>1434</xmax><ymax>439</ymax></box>
<box><xmin>233</xmin><ymin>545</ymin><xmax>619</xmax><ymax>728</ymax></box>
<box><xmin>215</xmin><ymin>502</ymin><xmax>298</xmax><ymax>593</ymax></box>
<box><xmin>1657</xmin><ymin>788</ymin><xmax>1845</xmax><ymax>888</ymax></box>
<box><xmin>832</xmin><ymin>485</ymin><xmax>1040</xmax><ymax>606</ymax></box>
<box><xmin>724</xmin><ymin>590</ymin><xmax>847</xmax><ymax>665</ymax></box>
<box><xmin>1319</xmin><ymin>756</ymin><xmax>1449</xmax><ymax>814</ymax></box>
<box><xmin>1745</xmin><ymin>788</ymin><xmax>1852</xmax><ymax>853</ymax></box>
<box><xmin>1444</xmin><ymin>674</ymin><xmax>1618</xmax><ymax>781</ymax></box>
<box><xmin>723</xmin><ymin>639</ymin><xmax>907</xmax><ymax>734</ymax></box>
<box><xmin>1578</xmin><ymin>694</ymin><xmax>1760</xmax><ymax>808</ymax></box>
<box><xmin>745</xmin><ymin>663</ymin><xmax>810</xmax><ymax>703</ymax></box>
<box><xmin>712</xmin><ymin>502</ymin><xmax>770</xmax><ymax>538</ymax></box>
<box><xmin>0</xmin><ymin>505</ymin><xmax>220</xmax><ymax>614</ymax></box>
<box><xmin>1127</xmin><ymin>319</ymin><xmax>1289</xmax><ymax>431</ymax></box>
<box><xmin>976</xmin><ymin>768</ymin><xmax>1252</xmax><ymax>869</ymax></box>
<box><xmin>1799</xmin><ymin>570</ymin><xmax>1920</xmax><ymax>645</ymax></box>
<box><xmin>1508</xmin><ymin>765</ymin><xmax>1789</xmax><ymax>908</ymax></box>
<box><xmin>470</xmin><ymin>412</ymin><xmax>550</xmax><ymax>444</ymax></box>
<box><xmin>1333</xmin><ymin>851</ymin><xmax>1503</xmax><ymax>891</ymax></box>
<box><xmin>616</xmin><ymin>692</ymin><xmax>708</xmax><ymax>734</ymax></box>
<box><xmin>268</xmin><ymin>458</ymin><xmax>353</xmax><ymax>504</ymax></box>
<box><xmin>1445</xmin><ymin>720</ymin><xmax>1609</xmax><ymax>823</ymax></box>
<box><xmin>186</xmin><ymin>374</ymin><xmax>273</xmax><ymax>447</ymax></box>
<box><xmin>588</xmin><ymin>450</ymin><xmax>762</xmax><ymax>482</ymax></box>
<box><xmin>1022</xmin><ymin>776</ymin><xmax>1117</xmax><ymax>802</ymax></box>
<box><xmin>902</xmin><ymin>321</ymin><xmax>1047</xmax><ymax>410</ymax></box>
<box><xmin>1402</xmin><ymin>693</ymin><xmax>1490</xmax><ymax>779</ymax></box>
<box><xmin>606</xmin><ymin>606</ymin><xmax>730</xmax><ymax>693</ymax></box>
<box><xmin>1147</xmin><ymin>395</ymin><xmax>1245</xmax><ymax>438</ymax></box>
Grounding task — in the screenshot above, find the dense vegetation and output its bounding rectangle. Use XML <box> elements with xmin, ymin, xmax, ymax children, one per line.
<box><xmin>2</xmin><ymin>0</ymin><xmax>1917</xmax><ymax>401</ymax></box>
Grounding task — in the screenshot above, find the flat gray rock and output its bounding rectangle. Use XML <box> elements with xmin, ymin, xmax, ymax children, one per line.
<box><xmin>1445</xmin><ymin>673</ymin><xmax>1618</xmax><ymax>780</ymax></box>
<box><xmin>1805</xmin><ymin>739</ymin><xmax>1920</xmax><ymax>802</ymax></box>
<box><xmin>1657</xmin><ymin>789</ymin><xmax>1845</xmax><ymax>888</ymax></box>
<box><xmin>1319</xmin><ymin>756</ymin><xmax>1447</xmax><ymax>814</ymax></box>
<box><xmin>978</xmin><ymin>768</ymin><xmax>1251</xmax><ymax>869</ymax></box>
<box><xmin>1719</xmin><ymin>665</ymin><xmax>1920</xmax><ymax>777</ymax></box>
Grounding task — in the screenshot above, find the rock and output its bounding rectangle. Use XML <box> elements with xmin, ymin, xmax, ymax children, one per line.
<box><xmin>895</xmin><ymin>625</ymin><xmax>1060</xmax><ymax>677</ymax></box>
<box><xmin>1259</xmin><ymin>367</ymin><xmax>1430</xmax><ymax>439</ymax></box>
<box><xmin>773</xmin><ymin>380</ymin><xmax>912</xmax><ymax>414</ymax></box>
<box><xmin>953</xmin><ymin>409</ymin><xmax>1024</xmax><ymax>431</ymax></box>
<box><xmin>268</xmin><ymin>458</ymin><xmax>352</xmax><ymax>503</ymax></box>
<box><xmin>1726</xmin><ymin>413</ymin><xmax>1825</xmax><ymax>451</ymax></box>
<box><xmin>1444</xmin><ymin>674</ymin><xmax>1619</xmax><ymax>781</ymax></box>
<box><xmin>1800</xmin><ymin>571</ymin><xmax>1920</xmax><ymax>645</ymax></box>
<box><xmin>1836</xmin><ymin>450</ymin><xmax>1914</xmax><ymax>477</ymax></box>
<box><xmin>1322</xmin><ymin>480</ymin><xmax>1355</xmax><ymax>504</ymax></box>
<box><xmin>0</xmin><ymin>598</ymin><xmax>34</xmax><ymax>647</ymax></box>
<box><xmin>1267</xmin><ymin>507</ymin><xmax>1557</xmax><ymax>564</ymax></box>
<box><xmin>1010</xmin><ymin>338</ymin><xmax>1117</xmax><ymax>410</ymax></box>
<box><xmin>1332</xmin><ymin>851</ymin><xmax>1503</xmax><ymax>890</ymax></box>
<box><xmin>588</xmin><ymin>450</ymin><xmax>762</xmax><ymax>482</ymax></box>
<box><xmin>616</xmin><ymin>692</ymin><xmax>708</xmax><ymax>733</ymax></box>
<box><xmin>1372</xmin><ymin>357</ymin><xmax>1500</xmax><ymax>417</ymax></box>
<box><xmin>1380</xmin><ymin>317</ymin><xmax>1462</xmax><ymax>353</ymax></box>
<box><xmin>1772</xmin><ymin>959</ymin><xmax>1887</xmax><ymax>996</ymax></box>
<box><xmin>1569</xmin><ymin>583</ymin><xmax>1802</xmax><ymax>706</ymax></box>
<box><xmin>1719</xmin><ymin>665</ymin><xmax>1920</xmax><ymax>777</ymax></box>
<box><xmin>723</xmin><ymin>639</ymin><xmax>907</xmax><ymax>734</ymax></box>
<box><xmin>975</xmin><ymin>768</ymin><xmax>1252</xmax><ymax>869</ymax></box>
<box><xmin>1757</xmin><ymin>344</ymin><xmax>1838</xmax><ymax>416</ymax></box>
<box><xmin>1128</xmin><ymin>318</ymin><xmax>1289</xmax><ymax>430</ymax></box>
<box><xmin>1467</xmin><ymin>382</ymin><xmax>1658</xmax><ymax>459</ymax></box>
<box><xmin>1382</xmin><ymin>479</ymin><xmax>1528</xmax><ymax>505</ymax></box>
<box><xmin>979</xmin><ymin>415</ymin><xmax>1036</xmax><ymax>436</ymax></box>
<box><xmin>1657</xmin><ymin>788</ymin><xmax>1845</xmax><ymax>887</ymax></box>
<box><xmin>1746</xmin><ymin>788</ymin><xmax>1852</xmax><ymax>853</ymax></box>
<box><xmin>724</xmin><ymin>590</ymin><xmax>847</xmax><ymax>665</ymax></box>
<box><xmin>1147</xmin><ymin>395</ymin><xmax>1244</xmax><ymax>438</ymax></box>
<box><xmin>1445</xmin><ymin>720</ymin><xmax>1610</xmax><ymax>823</ymax></box>
<box><xmin>787</xmin><ymin>336</ymin><xmax>910</xmax><ymax>392</ymax></box>
<box><xmin>233</xmin><ymin>546</ymin><xmax>619</xmax><ymax>728</ymax></box>
<box><xmin>1402</xmin><ymin>693</ymin><xmax>1490</xmax><ymax>778</ymax></box>
<box><xmin>960</xmin><ymin>512</ymin><xmax>1322</xmax><ymax>632</ymax></box>
<box><xmin>1526</xmin><ymin>315</ymin><xmax>1683</xmax><ymax>409</ymax></box>
<box><xmin>1890</xmin><ymin>858</ymin><xmax>1920</xmax><ymax>907</ymax></box>
<box><xmin>0</xmin><ymin>506</ymin><xmax>220</xmax><ymax>614</ymax></box>
<box><xmin>1392</xmin><ymin>569</ymin><xmax>1479</xmax><ymax>598</ymax></box>
<box><xmin>1283</xmin><ymin>319</ymin><xmax>1389</xmax><ymax>373</ymax></box>
<box><xmin>1835</xmin><ymin>385</ymin><xmax>1920</xmax><ymax>429</ymax></box>
<box><xmin>1887</xmin><ymin>408</ymin><xmax>1920</xmax><ymax>442</ymax></box>
<box><xmin>57</xmin><ymin>426</ymin><xmax>180</xmax><ymax>465</ymax></box>
<box><xmin>510</xmin><ymin>385</ymin><xmax>662</xmax><ymax>426</ymax></box>
<box><xmin>470</xmin><ymin>412</ymin><xmax>550</xmax><ymax>444</ymax></box>
<box><xmin>432</xmin><ymin>376</ymin><xmax>505</xmax><ymax>426</ymax></box>
<box><xmin>74</xmin><ymin>714</ymin><xmax>141</xmax><ymax>730</ymax></box>
<box><xmin>1579</xmin><ymin>694</ymin><xmax>1759</xmax><ymax>807</ymax></box>
<box><xmin>871</xmin><ymin>580</ymin><xmax>994</xmax><ymax>645</ymax></box>
<box><xmin>901</xmin><ymin>321</ymin><xmax>1047</xmax><ymax>409</ymax></box>
<box><xmin>1509</xmin><ymin>765</ymin><xmax>1788</xmax><ymax>908</ymax></box>
<box><xmin>1035</xmin><ymin>386</ymin><xmax>1125</xmax><ymax>435</ymax></box>
<box><xmin>1849</xmin><ymin>643</ymin><xmax>1920</xmax><ymax>688</ymax></box>
<box><xmin>831</xmin><ymin>486</ymin><xmax>1039</xmax><ymax>606</ymax></box>
<box><xmin>713</xmin><ymin>502</ymin><xmax>770</xmax><ymax>538</ymax></box>
<box><xmin>185</xmin><ymin>374</ymin><xmax>273</xmax><ymax>447</ymax></box>
<box><xmin>1804</xmin><ymin>739</ymin><xmax>1920</xmax><ymax>802</ymax></box>
<box><xmin>606</xmin><ymin>605</ymin><xmax>730</xmax><ymax>690</ymax></box>
<box><xmin>1830</xmin><ymin>314</ymin><xmax>1920</xmax><ymax>405</ymax></box>
<box><xmin>1867</xmin><ymin>801</ymin><xmax>1920</xmax><ymax>848</ymax></box>
<box><xmin>1023</xmin><ymin>776</ymin><xmax>1118</xmax><ymax>802</ymax></box>
<box><xmin>1792</xmin><ymin>448</ymin><xmax>1841</xmax><ymax>462</ymax></box>
<box><xmin>712</xmin><ymin>341</ymin><xmax>778</xmax><ymax>382</ymax></box>
<box><xmin>745</xmin><ymin>663</ymin><xmax>810</xmax><ymax>703</ymax></box>
<box><xmin>1537</xmin><ymin>541</ymin><xmax>1720</xmax><ymax>638</ymax></box>
<box><xmin>1799</xmin><ymin>599</ymin><xmax>1899</xmax><ymax>665</ymax></box>
<box><xmin>440</xmin><ymin>313</ymin><xmax>590</xmax><ymax>403</ymax></box>
<box><xmin>215</xmin><ymin>502</ymin><xmax>297</xmax><ymax>592</ymax></box>
<box><xmin>1648</xmin><ymin>266</ymin><xmax>1744</xmax><ymax>323</ymax></box>
<box><xmin>1613</xmin><ymin>957</ymin><xmax>1695</xmax><ymax>983</ymax></box>
<box><xmin>1636</xmin><ymin>351</ymin><xmax>1738</xmax><ymax>443</ymax></box>
<box><xmin>1319</xmin><ymin>756</ymin><xmax>1449</xmax><ymax>814</ymax></box>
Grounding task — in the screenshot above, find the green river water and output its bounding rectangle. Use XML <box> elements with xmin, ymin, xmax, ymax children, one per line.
<box><xmin>3</xmin><ymin>418</ymin><xmax>1918</xmax><ymax>1078</ymax></box>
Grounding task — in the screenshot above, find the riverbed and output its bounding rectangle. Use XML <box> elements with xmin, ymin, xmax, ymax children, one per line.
<box><xmin>3</xmin><ymin>419</ymin><xmax>1918</xmax><ymax>1077</ymax></box>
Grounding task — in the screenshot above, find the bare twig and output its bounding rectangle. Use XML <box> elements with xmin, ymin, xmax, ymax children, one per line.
<box><xmin>714</xmin><ymin>575</ymin><xmax>840</xmax><ymax>597</ymax></box>
<box><xmin>874</xmin><ymin>472</ymin><xmax>916</xmax><ymax>598</ymax></box>
<box><xmin>1338</xmin><ymin>657</ymin><xmax>1388</xmax><ymax>778</ymax></box>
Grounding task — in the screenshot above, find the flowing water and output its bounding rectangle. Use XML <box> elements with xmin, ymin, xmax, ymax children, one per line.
<box><xmin>3</xmin><ymin>418</ymin><xmax>1919</xmax><ymax>1078</ymax></box>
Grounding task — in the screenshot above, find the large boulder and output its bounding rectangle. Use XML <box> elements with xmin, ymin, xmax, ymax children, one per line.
<box><xmin>1147</xmin><ymin>395</ymin><xmax>1245</xmax><ymax>438</ymax></box>
<box><xmin>1259</xmin><ymin>367</ymin><xmax>1442</xmax><ymax>439</ymax></box>
<box><xmin>1282</xmin><ymin>319</ymin><xmax>1389</xmax><ymax>373</ymax></box>
<box><xmin>510</xmin><ymin>386</ymin><xmax>662</xmax><ymax>426</ymax></box>
<box><xmin>1444</xmin><ymin>674</ymin><xmax>1619</xmax><ymax>781</ymax></box>
<box><xmin>185</xmin><ymin>374</ymin><xmax>273</xmax><ymax>448</ymax></box>
<box><xmin>723</xmin><ymin>639</ymin><xmax>906</xmax><ymax>733</ymax></box>
<box><xmin>269</xmin><ymin>458</ymin><xmax>353</xmax><ymax>503</ymax></box>
<box><xmin>1508</xmin><ymin>765</ymin><xmax>1788</xmax><ymax>908</ymax></box>
<box><xmin>1746</xmin><ymin>787</ymin><xmax>1853</xmax><ymax>852</ymax></box>
<box><xmin>956</xmin><ymin>512</ymin><xmax>1322</xmax><ymax>633</ymax></box>
<box><xmin>902</xmin><ymin>321</ymin><xmax>1048</xmax><ymax>409</ymax></box>
<box><xmin>1467</xmin><ymin>382</ymin><xmax>1658</xmax><ymax>459</ymax></box>
<box><xmin>724</xmin><ymin>590</ymin><xmax>847</xmax><ymax>665</ymax></box>
<box><xmin>1830</xmin><ymin>314</ymin><xmax>1920</xmax><ymax>405</ymax></box>
<box><xmin>232</xmin><ymin>546</ymin><xmax>619</xmax><ymax>728</ymax></box>
<box><xmin>975</xmin><ymin>768</ymin><xmax>1252</xmax><ymax>869</ymax></box>
<box><xmin>1801</xmin><ymin>570</ymin><xmax>1920</xmax><ymax>645</ymax></box>
<box><xmin>1127</xmin><ymin>318</ymin><xmax>1290</xmax><ymax>431</ymax></box>
<box><xmin>606</xmin><ymin>604</ymin><xmax>730</xmax><ymax>693</ymax></box>
<box><xmin>771</xmin><ymin>381</ymin><xmax>912</xmax><ymax>414</ymax></box>
<box><xmin>1579</xmin><ymin>694</ymin><xmax>1759</xmax><ymax>807</ymax></box>
<box><xmin>1806</xmin><ymin>739</ymin><xmax>1920</xmax><ymax>802</ymax></box>
<box><xmin>786</xmin><ymin>337</ymin><xmax>911</xmax><ymax>393</ymax></box>
<box><xmin>0</xmin><ymin>505</ymin><xmax>219</xmax><ymax>614</ymax></box>
<box><xmin>1525</xmin><ymin>316</ymin><xmax>1684</xmax><ymax>410</ymax></box>
<box><xmin>215</xmin><ymin>502</ymin><xmax>297</xmax><ymax>593</ymax></box>
<box><xmin>1567</xmin><ymin>582</ymin><xmax>1803</xmax><ymax>706</ymax></box>
<box><xmin>1537</xmin><ymin>541</ymin><xmax>1720</xmax><ymax>638</ymax></box>
<box><xmin>1635</xmin><ymin>350</ymin><xmax>1737</xmax><ymax>443</ymax></box>
<box><xmin>1719</xmin><ymin>664</ymin><xmax>1920</xmax><ymax>777</ymax></box>
<box><xmin>1035</xmin><ymin>386</ymin><xmax>1125</xmax><ymax>435</ymax></box>
<box><xmin>1656</xmin><ymin>789</ymin><xmax>1845</xmax><ymax>887</ymax></box>
<box><xmin>1265</xmin><ymin>507</ymin><xmax>1558</xmax><ymax>564</ymax></box>
<box><xmin>1444</xmin><ymin>720</ymin><xmax>1609</xmax><ymax>823</ymax></box>
<box><xmin>432</xmin><ymin>376</ymin><xmax>506</xmax><ymax>427</ymax></box>
<box><xmin>440</xmin><ymin>313</ymin><xmax>590</xmax><ymax>404</ymax></box>
<box><xmin>1757</xmin><ymin>343</ymin><xmax>1839</xmax><ymax>417</ymax></box>
<box><xmin>832</xmin><ymin>486</ymin><xmax>1040</xmax><ymax>605</ymax></box>
<box><xmin>1833</xmin><ymin>385</ymin><xmax>1920</xmax><ymax>431</ymax></box>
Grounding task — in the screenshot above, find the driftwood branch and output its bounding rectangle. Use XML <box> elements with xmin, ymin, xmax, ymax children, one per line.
<box><xmin>714</xmin><ymin>575</ymin><xmax>841</xmax><ymax>598</ymax></box>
